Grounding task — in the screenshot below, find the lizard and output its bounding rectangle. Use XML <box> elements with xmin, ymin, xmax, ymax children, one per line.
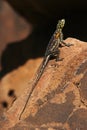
<box><xmin>19</xmin><ymin>19</ymin><xmax>72</xmax><ymax>119</ymax></box>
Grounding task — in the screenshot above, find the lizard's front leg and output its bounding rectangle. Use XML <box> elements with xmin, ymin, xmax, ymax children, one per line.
<box><xmin>60</xmin><ymin>32</ymin><xmax>73</xmax><ymax>47</ymax></box>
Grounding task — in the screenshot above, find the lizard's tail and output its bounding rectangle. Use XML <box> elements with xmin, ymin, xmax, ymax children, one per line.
<box><xmin>19</xmin><ymin>55</ymin><xmax>50</xmax><ymax>120</ymax></box>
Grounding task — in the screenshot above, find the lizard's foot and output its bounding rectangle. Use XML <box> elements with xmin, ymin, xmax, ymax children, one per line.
<box><xmin>56</xmin><ymin>57</ymin><xmax>64</xmax><ymax>62</ymax></box>
<box><xmin>61</xmin><ymin>41</ymin><xmax>73</xmax><ymax>47</ymax></box>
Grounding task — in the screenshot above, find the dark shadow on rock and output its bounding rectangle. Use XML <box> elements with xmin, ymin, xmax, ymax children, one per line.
<box><xmin>0</xmin><ymin>22</ymin><xmax>56</xmax><ymax>79</ymax></box>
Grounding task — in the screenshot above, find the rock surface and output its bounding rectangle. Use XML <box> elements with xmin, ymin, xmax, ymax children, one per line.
<box><xmin>0</xmin><ymin>38</ymin><xmax>87</xmax><ymax>130</ymax></box>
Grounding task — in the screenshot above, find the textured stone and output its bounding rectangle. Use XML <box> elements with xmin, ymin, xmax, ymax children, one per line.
<box><xmin>0</xmin><ymin>38</ymin><xmax>87</xmax><ymax>130</ymax></box>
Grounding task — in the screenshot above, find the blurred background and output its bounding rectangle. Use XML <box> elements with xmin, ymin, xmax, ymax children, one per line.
<box><xmin>0</xmin><ymin>0</ymin><xmax>87</xmax><ymax>78</ymax></box>
<box><xmin>0</xmin><ymin>0</ymin><xmax>87</xmax><ymax>109</ymax></box>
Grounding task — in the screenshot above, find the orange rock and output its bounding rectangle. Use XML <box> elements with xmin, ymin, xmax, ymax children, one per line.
<box><xmin>0</xmin><ymin>38</ymin><xmax>87</xmax><ymax>130</ymax></box>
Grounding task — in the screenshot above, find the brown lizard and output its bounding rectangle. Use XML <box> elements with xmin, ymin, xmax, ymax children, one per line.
<box><xmin>19</xmin><ymin>19</ymin><xmax>72</xmax><ymax>119</ymax></box>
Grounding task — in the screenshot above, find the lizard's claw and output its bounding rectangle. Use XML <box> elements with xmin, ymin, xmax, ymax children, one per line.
<box><xmin>65</xmin><ymin>43</ymin><xmax>73</xmax><ymax>47</ymax></box>
<box><xmin>61</xmin><ymin>41</ymin><xmax>73</xmax><ymax>47</ymax></box>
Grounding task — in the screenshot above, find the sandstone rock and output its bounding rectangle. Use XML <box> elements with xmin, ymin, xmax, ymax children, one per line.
<box><xmin>0</xmin><ymin>38</ymin><xmax>87</xmax><ymax>130</ymax></box>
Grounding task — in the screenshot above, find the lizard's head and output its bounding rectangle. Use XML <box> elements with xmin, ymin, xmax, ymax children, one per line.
<box><xmin>57</xmin><ymin>19</ymin><xmax>65</xmax><ymax>29</ymax></box>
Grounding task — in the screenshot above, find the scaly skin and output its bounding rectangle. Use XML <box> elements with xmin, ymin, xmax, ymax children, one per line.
<box><xmin>19</xmin><ymin>19</ymin><xmax>72</xmax><ymax>119</ymax></box>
